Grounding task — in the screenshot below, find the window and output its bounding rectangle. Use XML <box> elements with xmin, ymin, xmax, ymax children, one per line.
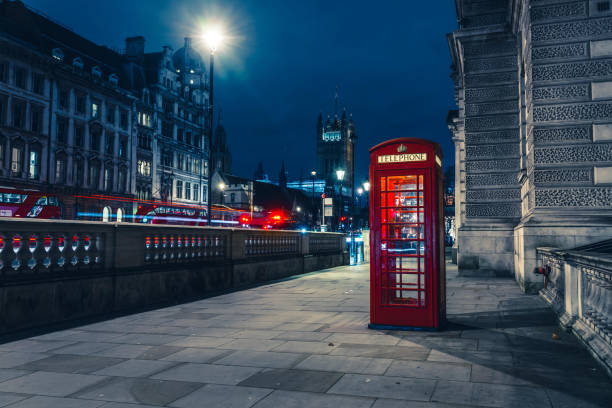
<box><xmin>186</xmin><ymin>155</ymin><xmax>192</xmax><ymax>173</ymax></box>
<box><xmin>59</xmin><ymin>89</ymin><xmax>68</xmax><ymax>110</ymax></box>
<box><xmin>31</xmin><ymin>107</ymin><xmax>43</xmax><ymax>133</ymax></box>
<box><xmin>230</xmin><ymin>193</ymin><xmax>235</xmax><ymax>203</ymax></box>
<box><xmin>104</xmin><ymin>167</ymin><xmax>112</xmax><ymax>191</ymax></box>
<box><xmin>52</xmin><ymin>48</ymin><xmax>64</xmax><ymax>61</ymax></box>
<box><xmin>89</xmin><ymin>161</ymin><xmax>100</xmax><ymax>189</ymax></box>
<box><xmin>119</xmin><ymin>139</ymin><xmax>127</xmax><ymax>158</ymax></box>
<box><xmin>118</xmin><ymin>169</ymin><xmax>127</xmax><ymax>192</ymax></box>
<box><xmin>0</xmin><ymin>138</ymin><xmax>4</xmax><ymax>169</ymax></box>
<box><xmin>177</xmin><ymin>128</ymin><xmax>184</xmax><ymax>142</ymax></box>
<box><xmin>137</xmin><ymin>185</ymin><xmax>151</xmax><ymax>200</ymax></box>
<box><xmin>175</xmin><ymin>180</ymin><xmax>183</xmax><ymax>199</ymax></box>
<box><xmin>162</xmin><ymin>98</ymin><xmax>173</xmax><ymax>114</ymax></box>
<box><xmin>177</xmin><ymin>153</ymin><xmax>184</xmax><ymax>171</ymax></box>
<box><xmin>76</xmin><ymin>94</ymin><xmax>85</xmax><ymax>114</ymax></box>
<box><xmin>109</xmin><ymin>73</ymin><xmax>119</xmax><ymax>86</ymax></box>
<box><xmin>137</xmin><ymin>159</ymin><xmax>151</xmax><ymax>177</ymax></box>
<box><xmin>138</xmin><ymin>111</ymin><xmax>152</xmax><ymax>127</ymax></box>
<box><xmin>28</xmin><ymin>149</ymin><xmax>40</xmax><ymax>180</ymax></box>
<box><xmin>92</xmin><ymin>66</ymin><xmax>102</xmax><ymax>78</ymax></box>
<box><xmin>0</xmin><ymin>96</ymin><xmax>5</xmax><ymax>125</ymax></box>
<box><xmin>193</xmin><ymin>184</ymin><xmax>200</xmax><ymax>203</ymax></box>
<box><xmin>185</xmin><ymin>182</ymin><xmax>191</xmax><ymax>200</ymax></box>
<box><xmin>120</xmin><ymin>110</ymin><xmax>128</xmax><ymax>129</ymax></box>
<box><xmin>32</xmin><ymin>73</ymin><xmax>44</xmax><ymax>94</ymax></box>
<box><xmin>91</xmin><ymin>129</ymin><xmax>101</xmax><ymax>151</ymax></box>
<box><xmin>105</xmin><ymin>133</ymin><xmax>114</xmax><ymax>155</ymax></box>
<box><xmin>15</xmin><ymin>67</ymin><xmax>26</xmax><ymax>89</ymax></box>
<box><xmin>11</xmin><ymin>145</ymin><xmax>22</xmax><ymax>175</ymax></box>
<box><xmin>73</xmin><ymin>57</ymin><xmax>83</xmax><ymax>70</ymax></box>
<box><xmin>194</xmin><ymin>159</ymin><xmax>201</xmax><ymax>174</ymax></box>
<box><xmin>598</xmin><ymin>1</ymin><xmax>610</xmax><ymax>12</ymax></box>
<box><xmin>162</xmin><ymin>150</ymin><xmax>173</xmax><ymax>167</ymax></box>
<box><xmin>75</xmin><ymin>125</ymin><xmax>84</xmax><ymax>147</ymax></box>
<box><xmin>137</xmin><ymin>132</ymin><xmax>151</xmax><ymax>150</ymax></box>
<box><xmin>106</xmin><ymin>105</ymin><xmax>115</xmax><ymax>124</ymax></box>
<box><xmin>162</xmin><ymin>121</ymin><xmax>172</xmax><ymax>138</ymax></box>
<box><xmin>55</xmin><ymin>156</ymin><xmax>66</xmax><ymax>183</ymax></box>
<box><xmin>186</xmin><ymin>131</ymin><xmax>192</xmax><ymax>145</ymax></box>
<box><xmin>73</xmin><ymin>157</ymin><xmax>83</xmax><ymax>186</ymax></box>
<box><xmin>12</xmin><ymin>102</ymin><xmax>25</xmax><ymax>128</ymax></box>
<box><xmin>0</xmin><ymin>61</ymin><xmax>7</xmax><ymax>82</ymax></box>
<box><xmin>91</xmin><ymin>100</ymin><xmax>100</xmax><ymax>118</ymax></box>
<box><xmin>56</xmin><ymin>118</ymin><xmax>68</xmax><ymax>143</ymax></box>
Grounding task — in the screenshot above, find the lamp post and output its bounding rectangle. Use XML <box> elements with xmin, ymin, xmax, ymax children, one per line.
<box><xmin>310</xmin><ymin>170</ymin><xmax>316</xmax><ymax>230</ymax></box>
<box><xmin>336</xmin><ymin>169</ymin><xmax>345</xmax><ymax>232</ymax></box>
<box><xmin>204</xmin><ymin>26</ymin><xmax>224</xmax><ymax>226</ymax></box>
<box><xmin>363</xmin><ymin>181</ymin><xmax>370</xmax><ymax>229</ymax></box>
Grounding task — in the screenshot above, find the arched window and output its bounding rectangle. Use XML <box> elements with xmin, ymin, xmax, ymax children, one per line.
<box><xmin>116</xmin><ymin>208</ymin><xmax>123</xmax><ymax>223</ymax></box>
<box><xmin>92</xmin><ymin>66</ymin><xmax>102</xmax><ymax>78</ymax></box>
<box><xmin>102</xmin><ymin>206</ymin><xmax>111</xmax><ymax>222</ymax></box>
<box><xmin>28</xmin><ymin>144</ymin><xmax>41</xmax><ymax>180</ymax></box>
<box><xmin>73</xmin><ymin>57</ymin><xmax>83</xmax><ymax>70</ymax></box>
<box><xmin>55</xmin><ymin>152</ymin><xmax>67</xmax><ymax>183</ymax></box>
<box><xmin>73</xmin><ymin>156</ymin><xmax>84</xmax><ymax>187</ymax></box>
<box><xmin>109</xmin><ymin>73</ymin><xmax>119</xmax><ymax>86</ymax></box>
<box><xmin>52</xmin><ymin>48</ymin><xmax>64</xmax><ymax>61</ymax></box>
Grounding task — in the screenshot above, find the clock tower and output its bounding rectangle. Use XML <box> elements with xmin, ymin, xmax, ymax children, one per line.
<box><xmin>316</xmin><ymin>108</ymin><xmax>356</xmax><ymax>194</ymax></box>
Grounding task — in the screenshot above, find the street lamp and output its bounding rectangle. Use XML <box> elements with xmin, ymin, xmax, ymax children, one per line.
<box><xmin>310</xmin><ymin>170</ymin><xmax>316</xmax><ymax>229</ymax></box>
<box><xmin>362</xmin><ymin>181</ymin><xmax>370</xmax><ymax>229</ymax></box>
<box><xmin>336</xmin><ymin>169</ymin><xmax>345</xmax><ymax>232</ymax></box>
<box><xmin>204</xmin><ymin>25</ymin><xmax>225</xmax><ymax>226</ymax></box>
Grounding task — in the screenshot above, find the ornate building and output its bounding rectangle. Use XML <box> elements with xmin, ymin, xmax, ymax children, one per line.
<box><xmin>316</xmin><ymin>108</ymin><xmax>356</xmax><ymax>193</ymax></box>
<box><xmin>0</xmin><ymin>1</ymin><xmax>210</xmax><ymax>219</ymax></box>
<box><xmin>448</xmin><ymin>0</ymin><xmax>612</xmax><ymax>292</ymax></box>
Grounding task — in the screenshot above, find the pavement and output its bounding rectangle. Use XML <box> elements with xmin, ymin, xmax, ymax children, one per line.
<box><xmin>0</xmin><ymin>262</ymin><xmax>610</xmax><ymax>408</ymax></box>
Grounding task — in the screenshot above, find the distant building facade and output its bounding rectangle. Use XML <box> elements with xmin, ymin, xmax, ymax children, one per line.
<box><xmin>0</xmin><ymin>1</ymin><xmax>211</xmax><ymax>220</ymax></box>
<box><xmin>448</xmin><ymin>0</ymin><xmax>612</xmax><ymax>292</ymax></box>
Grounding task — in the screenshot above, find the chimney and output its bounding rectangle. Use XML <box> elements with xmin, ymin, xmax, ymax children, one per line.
<box><xmin>125</xmin><ymin>36</ymin><xmax>145</xmax><ymax>61</ymax></box>
<box><xmin>184</xmin><ymin>37</ymin><xmax>192</xmax><ymax>49</ymax></box>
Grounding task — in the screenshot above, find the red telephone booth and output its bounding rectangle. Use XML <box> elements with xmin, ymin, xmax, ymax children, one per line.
<box><xmin>368</xmin><ymin>138</ymin><xmax>446</xmax><ymax>330</ymax></box>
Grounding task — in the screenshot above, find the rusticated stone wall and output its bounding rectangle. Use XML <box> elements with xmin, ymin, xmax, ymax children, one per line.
<box><xmin>449</xmin><ymin>0</ymin><xmax>612</xmax><ymax>290</ymax></box>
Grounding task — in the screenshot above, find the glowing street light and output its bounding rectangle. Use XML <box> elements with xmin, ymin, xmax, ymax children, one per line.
<box><xmin>218</xmin><ymin>182</ymin><xmax>226</xmax><ymax>190</ymax></box>
<box><xmin>204</xmin><ymin>25</ymin><xmax>225</xmax><ymax>54</ymax></box>
<box><xmin>336</xmin><ymin>169</ymin><xmax>345</xmax><ymax>181</ymax></box>
<box><xmin>357</xmin><ymin>187</ymin><xmax>363</xmax><ymax>195</ymax></box>
<box><xmin>363</xmin><ymin>181</ymin><xmax>370</xmax><ymax>191</ymax></box>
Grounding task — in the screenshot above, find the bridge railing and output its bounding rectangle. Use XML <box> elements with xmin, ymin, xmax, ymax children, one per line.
<box><xmin>0</xmin><ymin>219</ymin><xmax>346</xmax><ymax>281</ymax></box>
<box><xmin>537</xmin><ymin>245</ymin><xmax>612</xmax><ymax>377</ymax></box>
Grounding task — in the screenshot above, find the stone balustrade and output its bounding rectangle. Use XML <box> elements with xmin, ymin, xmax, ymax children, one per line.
<box><xmin>537</xmin><ymin>241</ymin><xmax>612</xmax><ymax>377</ymax></box>
<box><xmin>0</xmin><ymin>219</ymin><xmax>347</xmax><ymax>335</ymax></box>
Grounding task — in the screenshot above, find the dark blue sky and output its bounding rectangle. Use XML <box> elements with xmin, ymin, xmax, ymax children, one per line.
<box><xmin>28</xmin><ymin>0</ymin><xmax>458</xmax><ymax>183</ymax></box>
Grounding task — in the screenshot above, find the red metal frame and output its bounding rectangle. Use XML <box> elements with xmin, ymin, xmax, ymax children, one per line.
<box><xmin>369</xmin><ymin>138</ymin><xmax>445</xmax><ymax>329</ymax></box>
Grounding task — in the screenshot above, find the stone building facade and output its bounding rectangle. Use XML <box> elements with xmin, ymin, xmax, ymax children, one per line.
<box><xmin>448</xmin><ymin>0</ymin><xmax>612</xmax><ymax>292</ymax></box>
<box><xmin>0</xmin><ymin>1</ymin><xmax>210</xmax><ymax>220</ymax></box>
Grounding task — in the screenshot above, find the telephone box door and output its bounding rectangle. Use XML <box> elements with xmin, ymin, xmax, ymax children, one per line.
<box><xmin>373</xmin><ymin>169</ymin><xmax>433</xmax><ymax>327</ymax></box>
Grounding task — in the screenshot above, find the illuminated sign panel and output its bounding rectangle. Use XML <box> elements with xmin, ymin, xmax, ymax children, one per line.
<box><xmin>323</xmin><ymin>131</ymin><xmax>341</xmax><ymax>141</ymax></box>
<box><xmin>377</xmin><ymin>153</ymin><xmax>427</xmax><ymax>164</ymax></box>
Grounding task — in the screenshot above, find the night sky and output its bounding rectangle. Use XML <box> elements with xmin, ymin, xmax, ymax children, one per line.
<box><xmin>27</xmin><ymin>0</ymin><xmax>458</xmax><ymax>183</ymax></box>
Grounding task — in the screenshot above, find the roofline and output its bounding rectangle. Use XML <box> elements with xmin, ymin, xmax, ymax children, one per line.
<box><xmin>369</xmin><ymin>138</ymin><xmax>442</xmax><ymax>156</ymax></box>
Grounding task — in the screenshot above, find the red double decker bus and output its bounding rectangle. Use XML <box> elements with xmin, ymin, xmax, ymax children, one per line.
<box><xmin>0</xmin><ymin>187</ymin><xmax>61</xmax><ymax>219</ymax></box>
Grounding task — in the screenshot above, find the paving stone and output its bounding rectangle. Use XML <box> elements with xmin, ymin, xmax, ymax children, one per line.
<box><xmin>219</xmin><ymin>339</ymin><xmax>285</xmax><ymax>352</ymax></box>
<box><xmin>5</xmin><ymin>396</ymin><xmax>105</xmax><ymax>408</ymax></box>
<box><xmin>238</xmin><ymin>369</ymin><xmax>342</xmax><ymax>393</ymax></box>
<box><xmin>0</xmin><ymin>340</ymin><xmax>74</xmax><ymax>353</ymax></box>
<box><xmin>427</xmin><ymin>349</ymin><xmax>513</xmax><ymax>366</ymax></box>
<box><xmin>161</xmin><ymin>348</ymin><xmax>230</xmax><ymax>363</ymax></box>
<box><xmin>253</xmin><ymin>390</ymin><xmax>374</xmax><ymax>408</ymax></box>
<box><xmin>385</xmin><ymin>360</ymin><xmax>471</xmax><ymax>381</ymax></box>
<box><xmin>15</xmin><ymin>354</ymin><xmax>124</xmax><ymax>374</ymax></box>
<box><xmin>231</xmin><ymin>330</ymin><xmax>284</xmax><ymax>340</ymax></box>
<box><xmin>169</xmin><ymin>384</ymin><xmax>272</xmax><ymax>408</ymax></box>
<box><xmin>0</xmin><ymin>371</ymin><xmax>106</xmax><ymax>396</ymax></box>
<box><xmin>329</xmin><ymin>343</ymin><xmax>430</xmax><ymax>360</ymax></box>
<box><xmin>0</xmin><ymin>393</ymin><xmax>28</xmax><ymax>407</ymax></box>
<box><xmin>325</xmin><ymin>333</ymin><xmax>400</xmax><ymax>346</ymax></box>
<box><xmin>0</xmin><ymin>352</ymin><xmax>48</xmax><ymax>369</ymax></box>
<box><xmin>109</xmin><ymin>334</ymin><xmax>183</xmax><ymax>346</ymax></box>
<box><xmin>0</xmin><ymin>369</ymin><xmax>30</xmax><ymax>383</ymax></box>
<box><xmin>50</xmin><ymin>342</ymin><xmax>116</xmax><ymax>356</ymax></box>
<box><xmin>272</xmin><ymin>331</ymin><xmax>332</xmax><ymax>342</ymax></box>
<box><xmin>271</xmin><ymin>340</ymin><xmax>337</xmax><ymax>354</ymax></box>
<box><xmin>295</xmin><ymin>355</ymin><xmax>391</xmax><ymax>375</ymax></box>
<box><xmin>97</xmin><ymin>404</ymin><xmax>163</xmax><ymax>408</ymax></box>
<box><xmin>166</xmin><ymin>336</ymin><xmax>232</xmax><ymax>348</ymax></box>
<box><xmin>93</xmin><ymin>359</ymin><xmax>177</xmax><ymax>377</ymax></box>
<box><xmin>75</xmin><ymin>377</ymin><xmax>200</xmax><ymax>405</ymax></box>
<box><xmin>432</xmin><ymin>380</ymin><xmax>552</xmax><ymax>408</ymax></box>
<box><xmin>215</xmin><ymin>351</ymin><xmax>305</xmax><ymax>369</ymax></box>
<box><xmin>152</xmin><ymin>363</ymin><xmax>261</xmax><ymax>385</ymax></box>
<box><xmin>94</xmin><ymin>344</ymin><xmax>155</xmax><ymax>359</ymax></box>
<box><xmin>328</xmin><ymin>373</ymin><xmax>436</xmax><ymax>401</ymax></box>
<box><xmin>372</xmin><ymin>399</ymin><xmax>469</xmax><ymax>408</ymax></box>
